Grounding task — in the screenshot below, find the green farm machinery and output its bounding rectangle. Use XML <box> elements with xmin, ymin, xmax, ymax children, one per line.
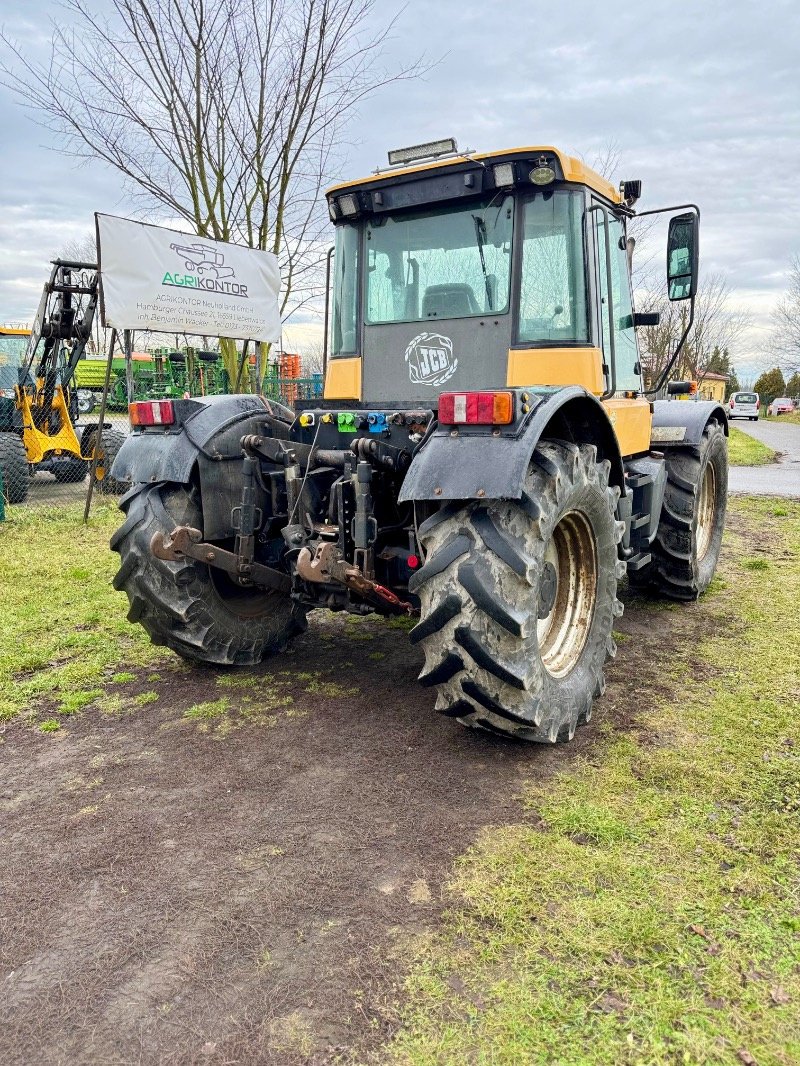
<box><xmin>74</xmin><ymin>348</ymin><xmax>231</xmax><ymax>411</ymax></box>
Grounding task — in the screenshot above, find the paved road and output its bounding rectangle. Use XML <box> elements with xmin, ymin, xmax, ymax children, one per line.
<box><xmin>729</xmin><ymin>415</ymin><xmax>800</xmax><ymax>458</ymax></box>
<box><xmin>729</xmin><ymin>417</ymin><xmax>800</xmax><ymax>497</ymax></box>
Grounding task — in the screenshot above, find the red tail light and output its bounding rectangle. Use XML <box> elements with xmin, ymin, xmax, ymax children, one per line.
<box><xmin>129</xmin><ymin>400</ymin><xmax>175</xmax><ymax>427</ymax></box>
<box><xmin>438</xmin><ymin>391</ymin><xmax>514</xmax><ymax>425</ymax></box>
<box><xmin>729</xmin><ymin>399</ymin><xmax>734</xmax><ymax>408</ymax></box>
<box><xmin>756</xmin><ymin>399</ymin><xmax>760</xmax><ymax>409</ymax></box>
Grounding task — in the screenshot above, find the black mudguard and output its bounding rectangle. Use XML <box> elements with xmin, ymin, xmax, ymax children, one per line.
<box><xmin>111</xmin><ymin>394</ymin><xmax>268</xmax><ymax>486</ymax></box>
<box><xmin>111</xmin><ymin>394</ymin><xmax>277</xmax><ymax>540</ymax></box>
<box><xmin>650</xmin><ymin>399</ymin><xmax>728</xmax><ymax>446</ymax></box>
<box><xmin>398</xmin><ymin>386</ymin><xmax>624</xmax><ymax>503</ymax></box>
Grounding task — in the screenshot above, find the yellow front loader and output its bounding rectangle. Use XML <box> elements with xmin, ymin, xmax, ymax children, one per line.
<box><xmin>0</xmin><ymin>261</ymin><xmax>127</xmax><ymax>504</ymax></box>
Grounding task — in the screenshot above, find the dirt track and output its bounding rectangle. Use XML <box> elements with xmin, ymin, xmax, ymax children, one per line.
<box><xmin>0</xmin><ymin>584</ymin><xmax>706</xmax><ymax>1065</ymax></box>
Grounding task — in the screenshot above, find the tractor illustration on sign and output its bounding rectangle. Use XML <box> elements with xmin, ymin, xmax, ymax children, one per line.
<box><xmin>169</xmin><ymin>242</ymin><xmax>235</xmax><ymax>280</ymax></box>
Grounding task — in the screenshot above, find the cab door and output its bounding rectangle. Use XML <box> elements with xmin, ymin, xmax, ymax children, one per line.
<box><xmin>593</xmin><ymin>204</ymin><xmax>651</xmax><ymax>456</ymax></box>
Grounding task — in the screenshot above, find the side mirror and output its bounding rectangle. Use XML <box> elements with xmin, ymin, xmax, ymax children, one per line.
<box><xmin>667</xmin><ymin>212</ymin><xmax>699</xmax><ymax>301</ymax></box>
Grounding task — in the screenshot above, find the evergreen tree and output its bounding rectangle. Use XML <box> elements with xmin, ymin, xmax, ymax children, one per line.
<box><xmin>753</xmin><ymin>368</ymin><xmax>786</xmax><ymax>405</ymax></box>
<box><xmin>706</xmin><ymin>345</ymin><xmax>732</xmax><ymax>376</ymax></box>
<box><xmin>786</xmin><ymin>371</ymin><xmax>800</xmax><ymax>399</ymax></box>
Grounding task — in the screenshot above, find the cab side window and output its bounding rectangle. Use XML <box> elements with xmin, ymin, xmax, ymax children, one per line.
<box><xmin>596</xmin><ymin>214</ymin><xmax>640</xmax><ymax>392</ymax></box>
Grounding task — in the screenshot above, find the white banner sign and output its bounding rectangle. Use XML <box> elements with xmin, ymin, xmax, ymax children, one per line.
<box><xmin>95</xmin><ymin>213</ymin><xmax>282</xmax><ymax>342</ymax></box>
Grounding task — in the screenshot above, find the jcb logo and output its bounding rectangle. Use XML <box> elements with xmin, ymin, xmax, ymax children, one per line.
<box><xmin>405</xmin><ymin>332</ymin><xmax>457</xmax><ymax>386</ymax></box>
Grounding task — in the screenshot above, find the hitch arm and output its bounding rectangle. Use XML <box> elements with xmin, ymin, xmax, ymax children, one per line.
<box><xmin>295</xmin><ymin>540</ymin><xmax>414</xmax><ymax>615</ymax></box>
<box><xmin>151</xmin><ymin>526</ymin><xmax>292</xmax><ymax>594</ymax></box>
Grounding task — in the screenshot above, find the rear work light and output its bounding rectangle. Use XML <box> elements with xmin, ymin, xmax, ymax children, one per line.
<box><xmin>129</xmin><ymin>400</ymin><xmax>175</xmax><ymax>427</ymax></box>
<box><xmin>438</xmin><ymin>391</ymin><xmax>514</xmax><ymax>425</ymax></box>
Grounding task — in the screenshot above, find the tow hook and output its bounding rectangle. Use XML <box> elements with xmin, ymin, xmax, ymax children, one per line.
<box><xmin>296</xmin><ymin>540</ymin><xmax>414</xmax><ymax>615</ymax></box>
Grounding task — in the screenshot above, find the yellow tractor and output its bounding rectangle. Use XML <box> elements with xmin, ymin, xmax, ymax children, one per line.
<box><xmin>111</xmin><ymin>139</ymin><xmax>727</xmax><ymax>743</ymax></box>
<box><xmin>0</xmin><ymin>261</ymin><xmax>126</xmax><ymax>504</ymax></box>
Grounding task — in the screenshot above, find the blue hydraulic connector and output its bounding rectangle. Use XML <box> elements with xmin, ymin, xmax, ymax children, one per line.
<box><xmin>367</xmin><ymin>412</ymin><xmax>387</xmax><ymax>434</ymax></box>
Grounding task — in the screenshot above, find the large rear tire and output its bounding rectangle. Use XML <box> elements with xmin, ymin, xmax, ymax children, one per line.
<box><xmin>411</xmin><ymin>440</ymin><xmax>624</xmax><ymax>743</ymax></box>
<box><xmin>629</xmin><ymin>420</ymin><xmax>727</xmax><ymax>600</ymax></box>
<box><xmin>111</xmin><ymin>482</ymin><xmax>307</xmax><ymax>665</ymax></box>
<box><xmin>0</xmin><ymin>432</ymin><xmax>30</xmax><ymax>504</ymax></box>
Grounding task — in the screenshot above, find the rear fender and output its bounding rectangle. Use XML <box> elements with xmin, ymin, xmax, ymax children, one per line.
<box><xmin>111</xmin><ymin>394</ymin><xmax>270</xmax><ymax>486</ymax></box>
<box><xmin>111</xmin><ymin>395</ymin><xmax>280</xmax><ymax>540</ymax></box>
<box><xmin>398</xmin><ymin>386</ymin><xmax>624</xmax><ymax>503</ymax></box>
<box><xmin>650</xmin><ymin>399</ymin><xmax>728</xmax><ymax>446</ymax></box>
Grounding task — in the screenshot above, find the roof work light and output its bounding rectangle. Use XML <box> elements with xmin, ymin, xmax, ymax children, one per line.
<box><xmin>337</xmin><ymin>193</ymin><xmax>360</xmax><ymax>218</ymax></box>
<box><xmin>387</xmin><ymin>138</ymin><xmax>458</xmax><ymax>166</ymax></box>
<box><xmin>492</xmin><ymin>162</ymin><xmax>516</xmax><ymax>188</ymax></box>
<box><xmin>530</xmin><ymin>158</ymin><xmax>556</xmax><ymax>186</ymax></box>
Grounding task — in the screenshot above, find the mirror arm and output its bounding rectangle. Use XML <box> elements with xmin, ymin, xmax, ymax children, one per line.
<box><xmin>588</xmin><ymin>203</ymin><xmax>617</xmax><ymax>401</ymax></box>
<box><xmin>645</xmin><ymin>294</ymin><xmax>696</xmax><ymax>397</ymax></box>
<box><xmin>632</xmin><ymin>202</ymin><xmax>701</xmax><ymax>222</ymax></box>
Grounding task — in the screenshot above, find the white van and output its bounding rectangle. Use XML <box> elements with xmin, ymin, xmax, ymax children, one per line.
<box><xmin>728</xmin><ymin>391</ymin><xmax>760</xmax><ymax>421</ymax></box>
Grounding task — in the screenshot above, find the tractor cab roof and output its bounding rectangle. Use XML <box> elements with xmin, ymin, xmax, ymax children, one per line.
<box><xmin>326</xmin><ymin>145</ymin><xmax>621</xmax><ymax>218</ymax></box>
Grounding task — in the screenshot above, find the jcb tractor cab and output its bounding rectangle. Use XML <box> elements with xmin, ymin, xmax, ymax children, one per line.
<box><xmin>0</xmin><ymin>260</ymin><xmax>127</xmax><ymax>504</ymax></box>
<box><xmin>111</xmin><ymin>139</ymin><xmax>728</xmax><ymax>744</ymax></box>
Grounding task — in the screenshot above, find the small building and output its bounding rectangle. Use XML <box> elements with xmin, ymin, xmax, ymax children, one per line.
<box><xmin>698</xmin><ymin>372</ymin><xmax>728</xmax><ymax>403</ymax></box>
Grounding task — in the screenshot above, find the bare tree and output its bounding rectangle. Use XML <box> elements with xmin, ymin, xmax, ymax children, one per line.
<box><xmin>636</xmin><ymin>272</ymin><xmax>751</xmax><ymax>388</ymax></box>
<box><xmin>769</xmin><ymin>255</ymin><xmax>800</xmax><ymax>376</ymax></box>
<box><xmin>4</xmin><ymin>0</ymin><xmax>421</xmax><ymax>387</ymax></box>
<box><xmin>299</xmin><ymin>339</ymin><xmax>325</xmax><ymax>376</ymax></box>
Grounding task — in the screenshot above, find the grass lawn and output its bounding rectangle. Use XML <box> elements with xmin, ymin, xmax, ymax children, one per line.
<box><xmin>388</xmin><ymin>497</ymin><xmax>800</xmax><ymax>1065</ymax></box>
<box><xmin>2</xmin><ymin>496</ymin><xmax>799</xmax><ymax>1065</ymax></box>
<box><xmin>0</xmin><ymin>502</ymin><xmax>167</xmax><ymax>725</ymax></box>
<box><xmin>763</xmin><ymin>411</ymin><xmax>800</xmax><ymax>425</ymax></box>
<box><xmin>728</xmin><ymin>427</ymin><xmax>777</xmax><ymax>466</ymax></box>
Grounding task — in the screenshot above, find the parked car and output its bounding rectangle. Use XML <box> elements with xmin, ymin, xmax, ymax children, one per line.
<box><xmin>768</xmin><ymin>397</ymin><xmax>796</xmax><ymax>416</ymax></box>
<box><xmin>728</xmin><ymin>391</ymin><xmax>760</xmax><ymax>421</ymax></box>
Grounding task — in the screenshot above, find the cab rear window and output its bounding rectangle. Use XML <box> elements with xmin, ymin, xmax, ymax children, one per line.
<box><xmin>734</xmin><ymin>393</ymin><xmax>757</xmax><ymax>404</ymax></box>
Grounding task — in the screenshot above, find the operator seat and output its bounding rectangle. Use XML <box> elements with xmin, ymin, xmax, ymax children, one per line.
<box><xmin>422</xmin><ymin>284</ymin><xmax>480</xmax><ymax>318</ymax></box>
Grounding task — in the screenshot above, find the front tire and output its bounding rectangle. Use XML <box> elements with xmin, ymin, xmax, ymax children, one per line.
<box><xmin>0</xmin><ymin>432</ymin><xmax>30</xmax><ymax>504</ymax></box>
<box><xmin>411</xmin><ymin>440</ymin><xmax>624</xmax><ymax>743</ymax></box>
<box><xmin>111</xmin><ymin>482</ymin><xmax>306</xmax><ymax>665</ymax></box>
<box><xmin>56</xmin><ymin>457</ymin><xmax>89</xmax><ymax>483</ymax></box>
<box><xmin>85</xmin><ymin>428</ymin><xmax>129</xmax><ymax>495</ymax></box>
<box><xmin>630</xmin><ymin>420</ymin><xmax>727</xmax><ymax>600</ymax></box>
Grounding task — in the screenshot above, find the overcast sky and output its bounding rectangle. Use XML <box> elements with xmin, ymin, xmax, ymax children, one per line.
<box><xmin>0</xmin><ymin>0</ymin><xmax>797</xmax><ymax>377</ymax></box>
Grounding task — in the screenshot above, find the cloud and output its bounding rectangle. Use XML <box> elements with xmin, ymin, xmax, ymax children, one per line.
<box><xmin>2</xmin><ymin>0</ymin><xmax>798</xmax><ymax>372</ymax></box>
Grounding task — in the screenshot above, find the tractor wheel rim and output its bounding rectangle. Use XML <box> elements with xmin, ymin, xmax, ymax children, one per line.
<box><xmin>696</xmin><ymin>461</ymin><xmax>716</xmax><ymax>560</ymax></box>
<box><xmin>537</xmin><ymin>510</ymin><xmax>598</xmax><ymax>678</ymax></box>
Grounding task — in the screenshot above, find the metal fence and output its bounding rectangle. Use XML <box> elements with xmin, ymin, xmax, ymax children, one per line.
<box><xmin>0</xmin><ymin>372</ymin><xmax>324</xmax><ymax>519</ymax></box>
<box><xmin>0</xmin><ymin>410</ymin><xmax>132</xmax><ymax>514</ymax></box>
